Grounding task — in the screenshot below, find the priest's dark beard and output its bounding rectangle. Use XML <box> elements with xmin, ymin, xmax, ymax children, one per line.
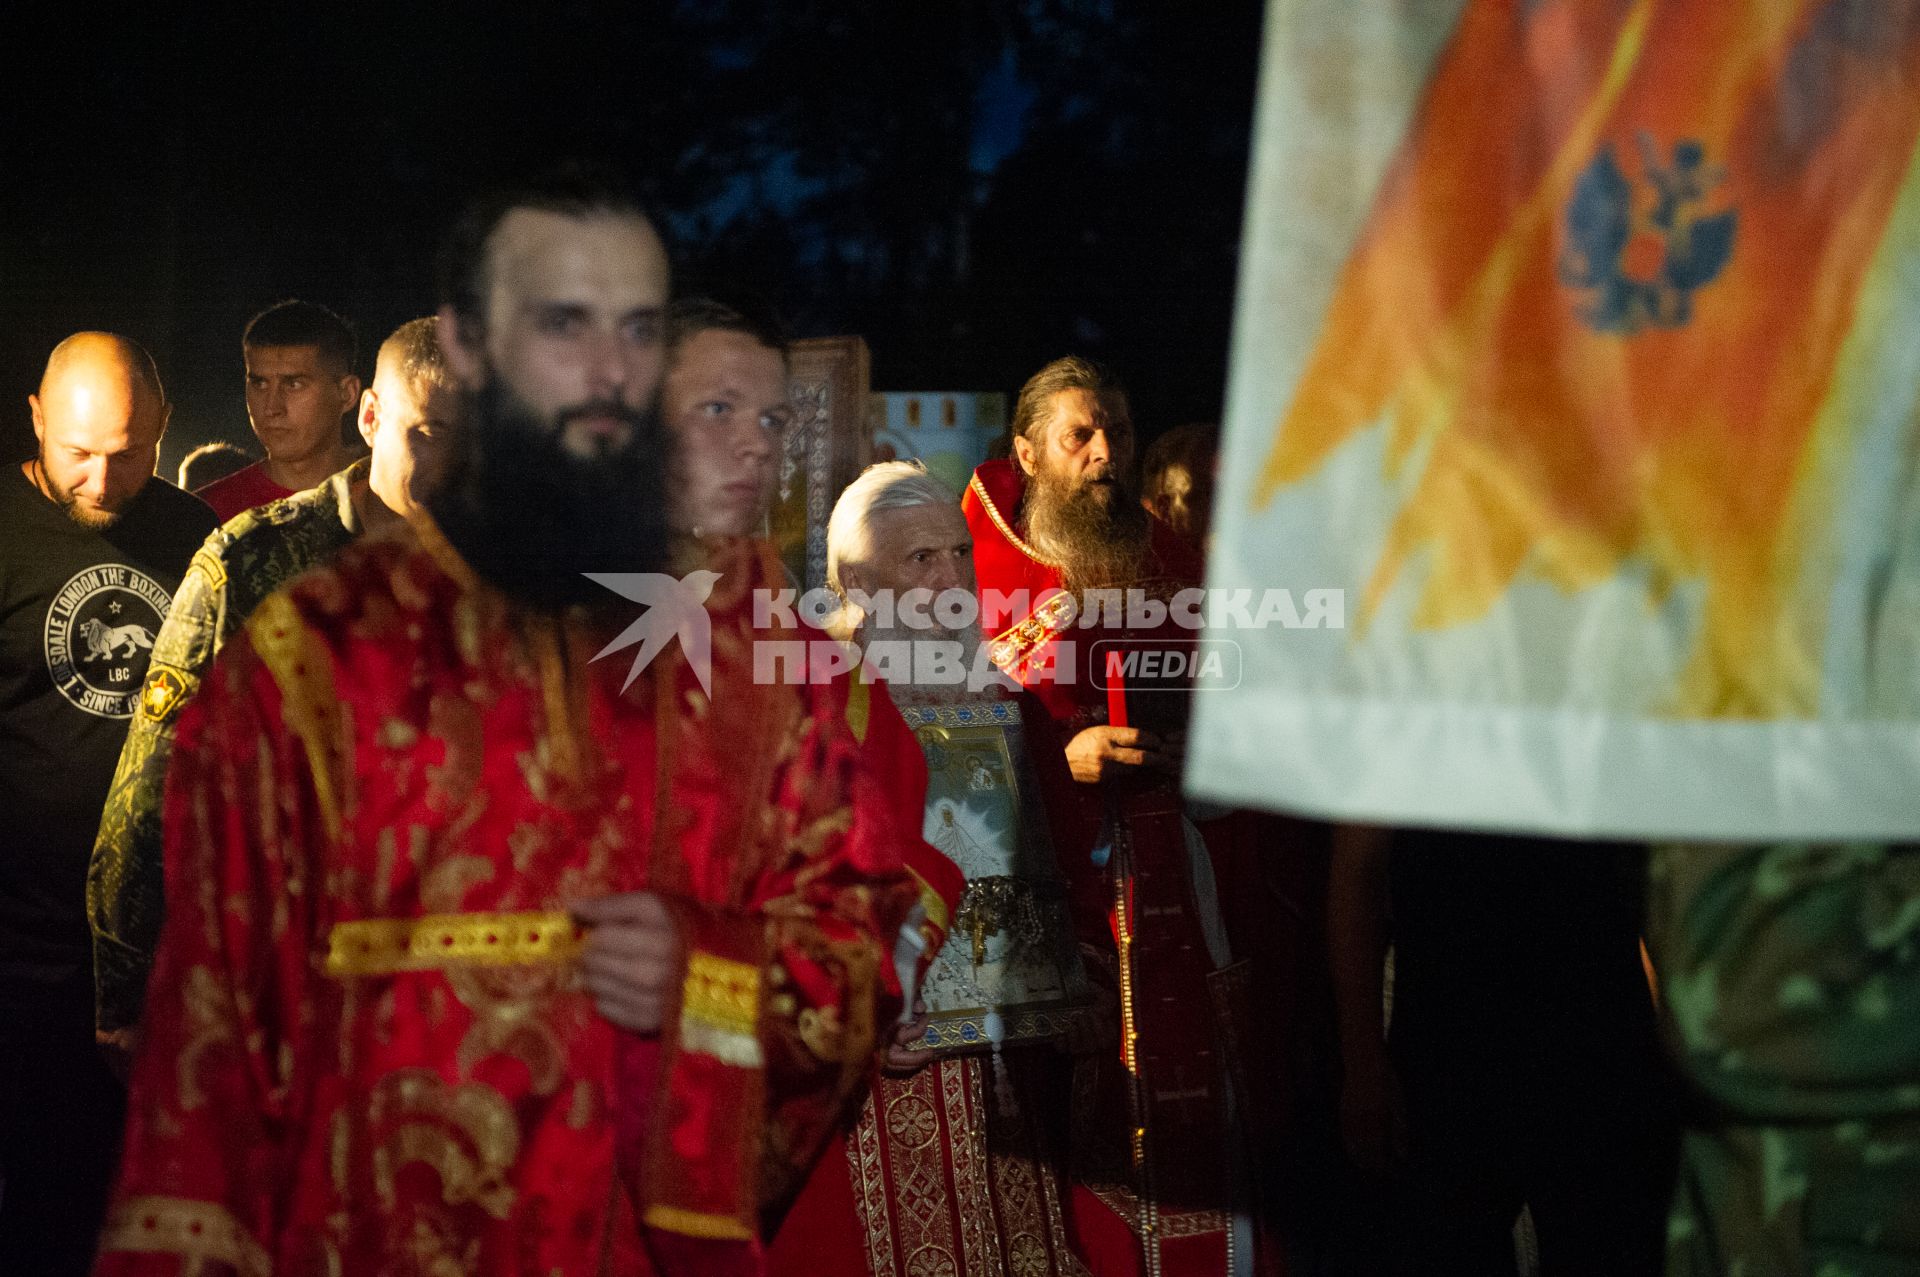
<box><xmin>1024</xmin><ymin>463</ymin><xmax>1151</xmax><ymax>593</ymax></box>
<box><xmin>426</xmin><ymin>375</ymin><xmax>671</xmax><ymax>612</ymax></box>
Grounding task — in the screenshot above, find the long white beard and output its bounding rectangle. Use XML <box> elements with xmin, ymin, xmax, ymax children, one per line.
<box><xmin>858</xmin><ymin>619</ymin><xmax>1000</xmax><ymax>705</ymax></box>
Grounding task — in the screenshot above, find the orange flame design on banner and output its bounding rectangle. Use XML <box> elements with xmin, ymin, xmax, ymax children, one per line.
<box><xmin>1255</xmin><ymin>0</ymin><xmax>1920</xmax><ymax>715</ymax></box>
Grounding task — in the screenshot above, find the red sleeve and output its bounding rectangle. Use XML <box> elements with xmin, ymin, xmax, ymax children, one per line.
<box><xmin>95</xmin><ymin>605</ymin><xmax>324</xmax><ymax>1275</ymax></box>
<box><xmin>742</xmin><ymin>678</ymin><xmax>927</xmax><ymax>1217</ymax></box>
<box><xmin>859</xmin><ymin>678</ymin><xmax>964</xmax><ymax>955</ymax></box>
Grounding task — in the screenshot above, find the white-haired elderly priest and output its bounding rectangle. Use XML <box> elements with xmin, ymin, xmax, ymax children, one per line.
<box><xmin>767</xmin><ymin>460</ymin><xmax>1103</xmax><ymax>1277</ymax></box>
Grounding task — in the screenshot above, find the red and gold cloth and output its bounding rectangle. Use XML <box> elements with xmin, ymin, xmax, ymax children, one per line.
<box><xmin>95</xmin><ymin>527</ymin><xmax>919</xmax><ymax>1276</ymax></box>
<box><xmin>767</xmin><ymin>669</ymin><xmax>1089</xmax><ymax>1277</ymax></box>
<box><xmin>962</xmin><ymin>460</ymin><xmax>1280</xmax><ymax>1277</ymax></box>
<box><xmin>770</xmin><ymin>1053</ymin><xmax>1088</xmax><ymax>1277</ymax></box>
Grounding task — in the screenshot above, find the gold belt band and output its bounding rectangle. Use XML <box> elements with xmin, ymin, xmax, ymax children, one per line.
<box><xmin>324</xmin><ymin>910</ymin><xmax>584</xmax><ymax>977</ymax></box>
<box><xmin>643</xmin><ymin>1203</ymin><xmax>755</xmax><ymax>1241</ymax></box>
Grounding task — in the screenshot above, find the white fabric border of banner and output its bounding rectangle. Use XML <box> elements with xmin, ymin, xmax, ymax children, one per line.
<box><xmin>1188</xmin><ymin>690</ymin><xmax>1920</xmax><ymax>842</ymax></box>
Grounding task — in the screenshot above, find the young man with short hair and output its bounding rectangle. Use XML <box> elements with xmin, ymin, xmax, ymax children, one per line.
<box><xmin>195</xmin><ymin>298</ymin><xmax>363</xmax><ymax>521</ymax></box>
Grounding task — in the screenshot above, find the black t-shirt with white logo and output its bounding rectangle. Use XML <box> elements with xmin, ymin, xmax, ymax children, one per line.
<box><xmin>0</xmin><ymin>464</ymin><xmax>215</xmax><ymax>1003</ymax></box>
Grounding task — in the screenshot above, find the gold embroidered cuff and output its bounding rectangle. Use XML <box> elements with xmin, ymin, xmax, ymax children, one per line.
<box><xmin>324</xmin><ymin>910</ymin><xmax>583</xmax><ymax>977</ymax></box>
<box><xmin>987</xmin><ymin>590</ymin><xmax>1077</xmax><ymax>674</ymax></box>
<box><xmin>678</xmin><ymin>951</ymin><xmax>762</xmax><ymax>1067</ymax></box>
<box><xmin>103</xmin><ymin>1196</ymin><xmax>271</xmax><ymax>1277</ymax></box>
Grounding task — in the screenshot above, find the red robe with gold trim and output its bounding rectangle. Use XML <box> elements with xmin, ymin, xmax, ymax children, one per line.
<box><xmin>765</xmin><ymin>678</ymin><xmax>1090</xmax><ymax>1277</ymax></box>
<box><xmin>962</xmin><ymin>460</ymin><xmax>1280</xmax><ymax>1277</ymax></box>
<box><xmin>94</xmin><ymin>528</ymin><xmax>919</xmax><ymax>1277</ymax></box>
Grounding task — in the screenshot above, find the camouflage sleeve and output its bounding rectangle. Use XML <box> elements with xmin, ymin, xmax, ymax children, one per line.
<box><xmin>1648</xmin><ymin>842</ymin><xmax>1920</xmax><ymax>1272</ymax></box>
<box><xmin>87</xmin><ymin>538</ymin><xmax>236</xmax><ymax>1034</ymax></box>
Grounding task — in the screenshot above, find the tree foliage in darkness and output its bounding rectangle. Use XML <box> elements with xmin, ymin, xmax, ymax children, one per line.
<box><xmin>0</xmin><ymin>3</ymin><xmax>1264</xmax><ymax>466</ymax></box>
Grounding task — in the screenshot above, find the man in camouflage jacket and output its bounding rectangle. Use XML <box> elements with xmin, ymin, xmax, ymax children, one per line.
<box><xmin>87</xmin><ymin>318</ymin><xmax>453</xmax><ymax>1038</ymax></box>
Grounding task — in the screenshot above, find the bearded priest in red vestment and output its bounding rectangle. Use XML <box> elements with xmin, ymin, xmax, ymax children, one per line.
<box><xmin>93</xmin><ymin>175</ymin><xmax>919</xmax><ymax>1277</ymax></box>
<box><xmin>963</xmin><ymin>358</ymin><xmax>1286</xmax><ymax>1277</ymax></box>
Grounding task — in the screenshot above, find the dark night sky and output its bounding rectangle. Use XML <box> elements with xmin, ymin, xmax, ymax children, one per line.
<box><xmin>0</xmin><ymin>3</ymin><xmax>1266</xmax><ymax>476</ymax></box>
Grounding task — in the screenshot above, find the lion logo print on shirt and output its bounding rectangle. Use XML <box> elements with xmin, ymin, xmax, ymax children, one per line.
<box><xmin>44</xmin><ymin>564</ymin><xmax>172</xmax><ymax>718</ymax></box>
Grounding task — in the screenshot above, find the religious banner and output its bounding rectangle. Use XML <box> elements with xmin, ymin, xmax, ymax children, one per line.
<box><xmin>894</xmin><ymin>698</ymin><xmax>1093</xmax><ymax>1054</ymax></box>
<box><xmin>1189</xmin><ymin>0</ymin><xmax>1920</xmax><ymax>838</ymax></box>
<box><xmin>777</xmin><ymin>336</ymin><xmax>872</xmax><ymax>590</ymax></box>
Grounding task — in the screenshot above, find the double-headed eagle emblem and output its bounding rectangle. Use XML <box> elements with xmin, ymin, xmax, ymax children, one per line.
<box><xmin>1559</xmin><ymin>132</ymin><xmax>1738</xmax><ymax>334</ymax></box>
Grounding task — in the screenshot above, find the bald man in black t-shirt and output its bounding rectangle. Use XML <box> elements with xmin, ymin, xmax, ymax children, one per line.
<box><xmin>0</xmin><ymin>333</ymin><xmax>214</xmax><ymax>1275</ymax></box>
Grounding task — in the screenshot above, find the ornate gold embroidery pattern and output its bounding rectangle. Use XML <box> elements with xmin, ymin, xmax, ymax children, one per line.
<box><xmin>850</xmin><ymin>1057</ymin><xmax>1057</xmax><ymax>1277</ymax></box>
<box><xmin>247</xmin><ymin>591</ymin><xmax>342</xmax><ymax>842</ymax></box>
<box><xmin>420</xmin><ymin>854</ymin><xmax>496</xmax><ymax>914</ymax></box>
<box><xmin>987</xmin><ymin>591</ymin><xmax>1077</xmax><ymax>676</ymax></box>
<box><xmin>945</xmin><ymin>1057</ymin><xmax>998</xmax><ymax>1277</ymax></box>
<box><xmin>103</xmin><ymin>1196</ymin><xmax>270</xmax><ymax>1277</ymax></box>
<box><xmin>447</xmin><ymin>963</ymin><xmax>572</xmax><ymax>1097</ymax></box>
<box><xmin>368</xmin><ymin>1069</ymin><xmax>520</xmax><ymax>1221</ymax></box>
<box><xmin>1157</xmin><ymin>1209</ymin><xmax>1233</xmax><ymax>1240</ymax></box>
<box><xmin>324</xmin><ymin>911</ymin><xmax>583</xmax><ymax>977</ymax></box>
<box><xmin>679</xmin><ymin>951</ymin><xmax>763</xmax><ymax>1067</ymax></box>
<box><xmin>424</xmin><ymin>693</ymin><xmax>486</xmax><ymax>811</ymax></box>
<box><xmin>177</xmin><ymin>964</ymin><xmax>236</xmax><ymax>1113</ymax></box>
<box><xmin>980</xmin><ymin>1050</ymin><xmax>1088</xmax><ymax>1276</ymax></box>
<box><xmin>985</xmin><ymin>1088</ymin><xmax>1057</xmax><ymax>1277</ymax></box>
<box><xmin>850</xmin><ymin>1087</ymin><xmax>898</xmax><ymax>1276</ymax></box>
<box><xmin>849</xmin><ymin>1069</ymin><xmax>959</xmax><ymax>1277</ymax></box>
<box><xmin>968</xmin><ymin>473</ymin><xmax>1061</xmax><ymax>569</ymax></box>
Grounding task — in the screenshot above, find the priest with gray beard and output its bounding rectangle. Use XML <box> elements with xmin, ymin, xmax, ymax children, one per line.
<box><xmin>961</xmin><ymin>357</ymin><xmax>1278</xmax><ymax>1277</ymax></box>
<box><xmin>766</xmin><ymin>461</ymin><xmax>1098</xmax><ymax>1277</ymax></box>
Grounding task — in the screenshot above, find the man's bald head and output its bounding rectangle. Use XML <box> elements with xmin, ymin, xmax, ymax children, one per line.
<box><xmin>29</xmin><ymin>332</ymin><xmax>172</xmax><ymax>528</ymax></box>
<box><xmin>38</xmin><ymin>332</ymin><xmax>166</xmax><ymax>411</ymax></box>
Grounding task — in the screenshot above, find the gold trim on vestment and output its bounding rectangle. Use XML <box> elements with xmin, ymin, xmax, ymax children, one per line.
<box><xmin>247</xmin><ymin>592</ymin><xmax>342</xmax><ymax>841</ymax></box>
<box><xmin>905</xmin><ymin>865</ymin><xmax>952</xmax><ymax>942</ymax></box>
<box><xmin>846</xmin><ymin>669</ymin><xmax>871</xmax><ymax>742</ymax></box>
<box><xmin>324</xmin><ymin>911</ymin><xmax>583</xmax><ymax>977</ymax></box>
<box><xmin>643</xmin><ymin>1203</ymin><xmax>755</xmax><ymax>1241</ymax></box>
<box><xmin>102</xmin><ymin>1196</ymin><xmax>272</xmax><ymax>1277</ymax></box>
<box><xmin>849</xmin><ymin>1055</ymin><xmax>1089</xmax><ymax>1276</ymax></box>
<box><xmin>967</xmin><ymin>472</ymin><xmax>1061</xmax><ymax>568</ymax></box>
